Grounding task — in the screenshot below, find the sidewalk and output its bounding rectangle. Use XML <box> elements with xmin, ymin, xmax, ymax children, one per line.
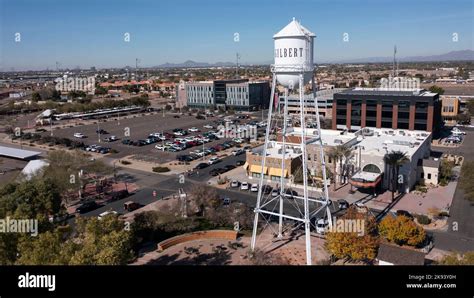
<box><xmin>328</xmin><ymin>181</ymin><xmax>455</xmax><ymax>215</ymax></box>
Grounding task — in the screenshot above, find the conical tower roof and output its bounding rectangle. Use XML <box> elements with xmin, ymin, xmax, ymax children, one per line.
<box><xmin>273</xmin><ymin>17</ymin><xmax>315</xmax><ymax>38</ymax></box>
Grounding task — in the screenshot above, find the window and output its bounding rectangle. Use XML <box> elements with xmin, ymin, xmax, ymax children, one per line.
<box><xmin>421</xmin><ymin>173</ymin><xmax>424</xmax><ymax>179</ymax></box>
<box><xmin>427</xmin><ymin>173</ymin><xmax>432</xmax><ymax>179</ymax></box>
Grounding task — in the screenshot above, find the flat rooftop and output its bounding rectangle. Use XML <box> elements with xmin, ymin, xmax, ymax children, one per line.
<box><xmin>337</xmin><ymin>87</ymin><xmax>437</xmax><ymax>97</ymax></box>
<box><xmin>0</xmin><ymin>146</ymin><xmax>42</xmax><ymax>160</ymax></box>
<box><xmin>286</xmin><ymin>128</ymin><xmax>357</xmax><ymax>147</ymax></box>
<box><xmin>356</xmin><ymin>127</ymin><xmax>431</xmax><ymax>157</ymax></box>
<box><xmin>252</xmin><ymin>141</ymin><xmax>302</xmax><ymax>159</ymax></box>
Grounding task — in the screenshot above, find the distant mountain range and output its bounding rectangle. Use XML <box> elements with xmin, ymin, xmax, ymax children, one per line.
<box><xmin>154</xmin><ymin>60</ymin><xmax>236</xmax><ymax>68</ymax></box>
<box><xmin>153</xmin><ymin>50</ymin><xmax>473</xmax><ymax>68</ymax></box>
<box><xmin>326</xmin><ymin>50</ymin><xmax>474</xmax><ymax>64</ymax></box>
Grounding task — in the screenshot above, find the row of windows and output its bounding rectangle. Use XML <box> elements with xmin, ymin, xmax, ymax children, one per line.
<box><xmin>443</xmin><ymin>106</ymin><xmax>455</xmax><ymax>113</ymax></box>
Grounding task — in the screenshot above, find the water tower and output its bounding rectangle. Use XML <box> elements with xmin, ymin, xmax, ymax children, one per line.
<box><xmin>250</xmin><ymin>18</ymin><xmax>332</xmax><ymax>265</ymax></box>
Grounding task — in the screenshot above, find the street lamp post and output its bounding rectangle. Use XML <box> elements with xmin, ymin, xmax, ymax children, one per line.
<box><xmin>50</xmin><ymin>117</ymin><xmax>53</xmax><ymax>136</ymax></box>
<box><xmin>97</xmin><ymin>120</ymin><xmax>101</xmax><ymax>143</ymax></box>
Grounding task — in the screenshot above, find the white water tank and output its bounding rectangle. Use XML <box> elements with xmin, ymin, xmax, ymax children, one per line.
<box><xmin>273</xmin><ymin>18</ymin><xmax>315</xmax><ymax>88</ymax></box>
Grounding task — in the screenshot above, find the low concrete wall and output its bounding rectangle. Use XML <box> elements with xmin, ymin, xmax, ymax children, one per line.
<box><xmin>157</xmin><ymin>230</ymin><xmax>238</xmax><ymax>252</ymax></box>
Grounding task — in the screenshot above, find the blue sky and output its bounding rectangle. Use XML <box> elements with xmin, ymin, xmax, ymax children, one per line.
<box><xmin>0</xmin><ymin>0</ymin><xmax>473</xmax><ymax>70</ymax></box>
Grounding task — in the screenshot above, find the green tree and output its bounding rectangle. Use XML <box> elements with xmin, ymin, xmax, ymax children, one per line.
<box><xmin>16</xmin><ymin>228</ymin><xmax>74</xmax><ymax>265</ymax></box>
<box><xmin>69</xmin><ymin>216</ymin><xmax>134</xmax><ymax>265</ymax></box>
<box><xmin>51</xmin><ymin>89</ymin><xmax>61</xmax><ymax>101</ymax></box>
<box><xmin>459</xmin><ymin>161</ymin><xmax>474</xmax><ymax>202</ymax></box>
<box><xmin>42</xmin><ymin>150</ymin><xmax>112</xmax><ymax>201</ymax></box>
<box><xmin>429</xmin><ymin>85</ymin><xmax>445</xmax><ymax>95</ymax></box>
<box><xmin>94</xmin><ymin>85</ymin><xmax>108</xmax><ymax>95</ymax></box>
<box><xmin>439</xmin><ymin>159</ymin><xmax>454</xmax><ymax>186</ymax></box>
<box><xmin>379</xmin><ymin>215</ymin><xmax>426</xmax><ymax>247</ymax></box>
<box><xmin>455</xmin><ymin>112</ymin><xmax>471</xmax><ymax>125</ymax></box>
<box><xmin>327</xmin><ymin>146</ymin><xmax>344</xmax><ymax>190</ymax></box>
<box><xmin>466</xmin><ymin>101</ymin><xmax>474</xmax><ymax>115</ymax></box>
<box><xmin>0</xmin><ymin>233</ymin><xmax>19</xmax><ymax>265</ymax></box>
<box><xmin>31</xmin><ymin>92</ymin><xmax>42</xmax><ymax>102</ymax></box>
<box><xmin>384</xmin><ymin>151</ymin><xmax>409</xmax><ymax>201</ymax></box>
<box><xmin>0</xmin><ymin>178</ymin><xmax>62</xmax><ymax>221</ymax></box>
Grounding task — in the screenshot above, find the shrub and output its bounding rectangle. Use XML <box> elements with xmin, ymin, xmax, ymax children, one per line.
<box><xmin>415</xmin><ymin>214</ymin><xmax>431</xmax><ymax>225</ymax></box>
<box><xmin>120</xmin><ymin>160</ymin><xmax>131</xmax><ymax>165</ymax></box>
<box><xmin>152</xmin><ymin>166</ymin><xmax>170</xmax><ymax>173</ymax></box>
<box><xmin>415</xmin><ymin>184</ymin><xmax>428</xmax><ymax>193</ymax></box>
<box><xmin>438</xmin><ymin>211</ymin><xmax>449</xmax><ymax>218</ymax></box>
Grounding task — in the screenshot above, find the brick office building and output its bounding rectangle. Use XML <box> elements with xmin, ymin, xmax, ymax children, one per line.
<box><xmin>332</xmin><ymin>88</ymin><xmax>442</xmax><ymax>135</ymax></box>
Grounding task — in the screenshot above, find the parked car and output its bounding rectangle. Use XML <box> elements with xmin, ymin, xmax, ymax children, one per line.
<box><xmin>209</xmin><ymin>169</ymin><xmax>222</xmax><ymax>176</ymax></box>
<box><xmin>271</xmin><ymin>189</ymin><xmax>279</xmax><ymax>197</ymax></box>
<box><xmin>338</xmin><ymin>199</ymin><xmax>349</xmax><ymax>210</ymax></box>
<box><xmin>203</xmin><ymin>124</ymin><xmax>214</xmax><ymax>129</ymax></box>
<box><xmin>262</xmin><ymin>185</ymin><xmax>273</xmax><ymax>195</ymax></box>
<box><xmin>155</xmin><ymin>144</ymin><xmax>166</xmax><ymax>150</ymax></box>
<box><xmin>122</xmin><ymin>139</ymin><xmax>131</xmax><ymax>145</ymax></box>
<box><xmin>208</xmin><ymin>157</ymin><xmax>221</xmax><ymax>165</ymax></box>
<box><xmin>250</xmin><ymin>184</ymin><xmax>259</xmax><ymax>192</ymax></box>
<box><xmin>224</xmin><ymin>165</ymin><xmax>236</xmax><ymax>171</ymax></box>
<box><xmin>97</xmin><ymin>147</ymin><xmax>110</xmax><ymax>154</ymax></box>
<box><xmin>315</xmin><ymin>218</ymin><xmax>329</xmax><ymax>234</ymax></box>
<box><xmin>188</xmin><ymin>127</ymin><xmax>200</xmax><ymax>132</ymax></box>
<box><xmin>104</xmin><ymin>136</ymin><xmax>118</xmax><ymax>142</ymax></box>
<box><xmin>230</xmin><ymin>180</ymin><xmax>240</xmax><ymax>188</ymax></box>
<box><xmin>96</xmin><ymin>129</ymin><xmax>108</xmax><ymax>134</ymax></box>
<box><xmin>111</xmin><ymin>190</ymin><xmax>129</xmax><ymax>201</ymax></box>
<box><xmin>76</xmin><ymin>201</ymin><xmax>99</xmax><ymax>214</ymax></box>
<box><xmin>124</xmin><ymin>201</ymin><xmax>140</xmax><ymax>212</ymax></box>
<box><xmin>452</xmin><ymin>127</ymin><xmax>466</xmax><ymax>135</ymax></box>
<box><xmin>284</xmin><ymin>188</ymin><xmax>298</xmax><ymax>198</ymax></box>
<box><xmin>74</xmin><ymin>132</ymin><xmax>86</xmax><ymax>138</ymax></box>
<box><xmin>222</xmin><ymin>197</ymin><xmax>231</xmax><ymax>206</ymax></box>
<box><xmin>232</xmin><ymin>149</ymin><xmax>245</xmax><ymax>156</ymax></box>
<box><xmin>98</xmin><ymin>210</ymin><xmax>118</xmax><ymax>220</ymax></box>
<box><xmin>194</xmin><ymin>163</ymin><xmax>209</xmax><ymax>170</ymax></box>
<box><xmin>240</xmin><ymin>182</ymin><xmax>249</xmax><ymax>191</ymax></box>
<box><xmin>236</xmin><ymin>160</ymin><xmax>245</xmax><ymax>166</ymax></box>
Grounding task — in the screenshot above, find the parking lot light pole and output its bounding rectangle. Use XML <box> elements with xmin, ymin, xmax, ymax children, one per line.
<box><xmin>162</xmin><ymin>130</ymin><xmax>165</xmax><ymax>151</ymax></box>
<box><xmin>97</xmin><ymin>121</ymin><xmax>101</xmax><ymax>143</ymax></box>
<box><xmin>50</xmin><ymin>117</ymin><xmax>53</xmax><ymax>136</ymax></box>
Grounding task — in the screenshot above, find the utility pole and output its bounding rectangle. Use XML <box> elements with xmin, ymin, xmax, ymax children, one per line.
<box><xmin>97</xmin><ymin>121</ymin><xmax>101</xmax><ymax>143</ymax></box>
<box><xmin>393</xmin><ymin>45</ymin><xmax>397</xmax><ymax>78</ymax></box>
<box><xmin>235</xmin><ymin>53</ymin><xmax>240</xmax><ymax>79</ymax></box>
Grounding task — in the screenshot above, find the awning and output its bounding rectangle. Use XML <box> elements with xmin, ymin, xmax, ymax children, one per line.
<box><xmin>350</xmin><ymin>171</ymin><xmax>382</xmax><ymax>188</ymax></box>
<box><xmin>268</xmin><ymin>167</ymin><xmax>288</xmax><ymax>177</ymax></box>
<box><xmin>249</xmin><ymin>165</ymin><xmax>268</xmax><ymax>174</ymax></box>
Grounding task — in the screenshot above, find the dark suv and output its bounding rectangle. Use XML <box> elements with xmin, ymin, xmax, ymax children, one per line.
<box><xmin>76</xmin><ymin>201</ymin><xmax>100</xmax><ymax>213</ymax></box>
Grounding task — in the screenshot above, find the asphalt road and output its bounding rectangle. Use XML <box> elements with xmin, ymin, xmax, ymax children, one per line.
<box><xmin>430</xmin><ymin>127</ymin><xmax>474</xmax><ymax>252</ymax></box>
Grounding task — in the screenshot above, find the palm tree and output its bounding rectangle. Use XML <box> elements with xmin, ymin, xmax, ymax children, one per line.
<box><xmin>384</xmin><ymin>151</ymin><xmax>409</xmax><ymax>201</ymax></box>
<box><xmin>328</xmin><ymin>145</ymin><xmax>344</xmax><ymax>190</ymax></box>
<box><xmin>339</xmin><ymin>146</ymin><xmax>354</xmax><ymax>185</ymax></box>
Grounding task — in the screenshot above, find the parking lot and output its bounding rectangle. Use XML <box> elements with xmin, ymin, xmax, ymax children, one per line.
<box><xmin>42</xmin><ymin>112</ymin><xmax>265</xmax><ymax>163</ymax></box>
